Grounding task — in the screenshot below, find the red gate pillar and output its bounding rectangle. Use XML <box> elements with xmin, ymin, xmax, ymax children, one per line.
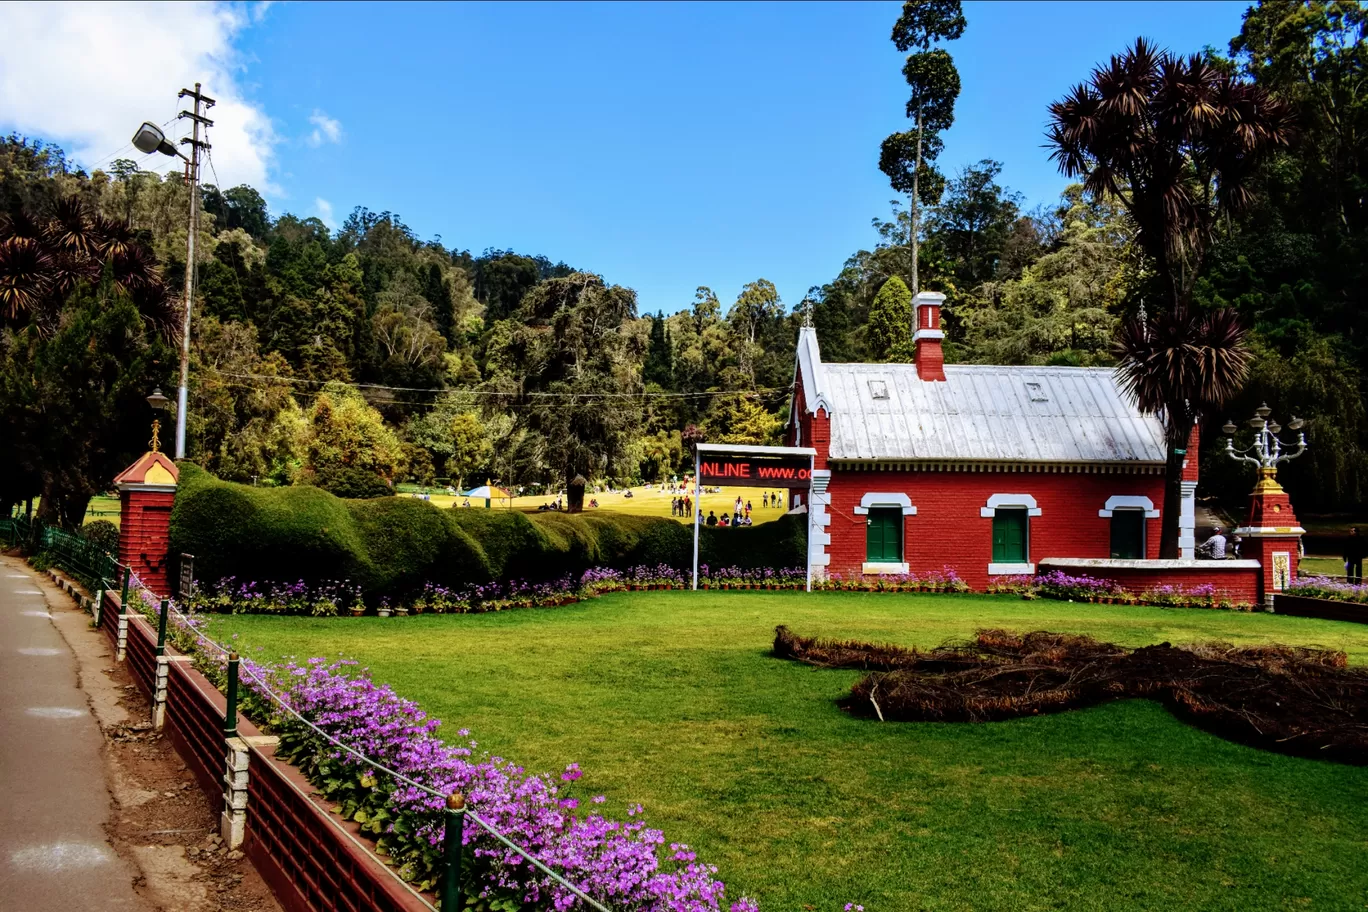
<box><xmin>1233</xmin><ymin>467</ymin><xmax>1303</xmax><ymax>609</ymax></box>
<box><xmin>114</xmin><ymin>440</ymin><xmax>179</xmax><ymax>600</ymax></box>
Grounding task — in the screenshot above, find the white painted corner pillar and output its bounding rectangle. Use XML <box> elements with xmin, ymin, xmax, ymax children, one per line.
<box><xmin>116</xmin><ymin>613</ymin><xmax>130</xmax><ymax>662</ymax></box>
<box><xmin>221</xmin><ymin>735</ymin><xmax>278</xmax><ymax>849</ymax></box>
<box><xmin>808</xmin><ymin>470</ymin><xmax>832</xmax><ymax>579</ymax></box>
<box><xmin>1179</xmin><ymin>481</ymin><xmax>1198</xmax><ymax>560</ymax></box>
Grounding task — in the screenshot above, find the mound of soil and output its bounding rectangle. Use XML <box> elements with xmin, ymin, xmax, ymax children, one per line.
<box><xmin>773</xmin><ymin>626</ymin><xmax>1368</xmax><ymax>764</ymax></box>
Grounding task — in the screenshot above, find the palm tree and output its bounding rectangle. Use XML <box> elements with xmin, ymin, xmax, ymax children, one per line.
<box><xmin>0</xmin><ymin>197</ymin><xmax>176</xmax><ymax>336</ymax></box>
<box><xmin>1047</xmin><ymin>39</ymin><xmax>1294</xmax><ymax>557</ymax></box>
<box><xmin>1114</xmin><ymin>308</ymin><xmax>1252</xmax><ymax>555</ymax></box>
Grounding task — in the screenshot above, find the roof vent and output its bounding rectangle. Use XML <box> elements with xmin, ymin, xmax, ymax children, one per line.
<box><xmin>1025</xmin><ymin>381</ymin><xmax>1048</xmax><ymax>402</ymax></box>
<box><xmin>868</xmin><ymin>380</ymin><xmax>889</xmax><ymax>400</ymax></box>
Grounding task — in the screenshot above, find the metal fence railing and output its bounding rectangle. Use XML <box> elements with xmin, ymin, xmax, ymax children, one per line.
<box><xmin>4</xmin><ymin>514</ymin><xmax>119</xmax><ymax>590</ymax></box>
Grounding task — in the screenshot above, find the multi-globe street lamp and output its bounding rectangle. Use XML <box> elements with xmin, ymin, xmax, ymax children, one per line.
<box><xmin>1222</xmin><ymin>404</ymin><xmax>1307</xmax><ymax>477</ymax></box>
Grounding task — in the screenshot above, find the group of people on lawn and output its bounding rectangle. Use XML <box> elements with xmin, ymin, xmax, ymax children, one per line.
<box><xmin>701</xmin><ymin>493</ymin><xmax>784</xmax><ymax>528</ymax></box>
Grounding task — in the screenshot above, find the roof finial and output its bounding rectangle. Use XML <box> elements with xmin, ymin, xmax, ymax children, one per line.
<box><xmin>802</xmin><ymin>296</ymin><xmax>814</xmax><ymax>328</ymax></box>
<box><xmin>149</xmin><ymin>418</ymin><xmax>162</xmax><ymax>454</ymax></box>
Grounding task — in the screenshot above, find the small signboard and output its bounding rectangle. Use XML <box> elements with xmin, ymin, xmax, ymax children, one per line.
<box><xmin>179</xmin><ymin>553</ymin><xmax>195</xmax><ymax>602</ymax></box>
<box><xmin>697</xmin><ymin>453</ymin><xmax>813</xmax><ymax>488</ymax></box>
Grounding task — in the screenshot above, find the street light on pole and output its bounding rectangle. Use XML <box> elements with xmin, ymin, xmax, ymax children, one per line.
<box><xmin>130</xmin><ymin>84</ymin><xmax>215</xmax><ymax>460</ymax></box>
<box><xmin>1222</xmin><ymin>403</ymin><xmax>1307</xmax><ymax>480</ymax></box>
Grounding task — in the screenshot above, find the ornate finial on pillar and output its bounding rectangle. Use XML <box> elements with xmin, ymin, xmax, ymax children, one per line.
<box><xmin>149</xmin><ymin>419</ymin><xmax>162</xmax><ymax>454</ymax></box>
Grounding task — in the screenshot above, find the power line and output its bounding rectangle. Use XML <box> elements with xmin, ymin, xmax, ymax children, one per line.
<box><xmin>202</xmin><ymin>368</ymin><xmax>791</xmax><ymax>400</ymax></box>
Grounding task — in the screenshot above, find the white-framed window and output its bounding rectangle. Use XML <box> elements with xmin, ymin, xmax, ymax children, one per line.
<box><xmin>981</xmin><ymin>494</ymin><xmax>1039</xmax><ymax>575</ymax></box>
<box><xmin>1097</xmin><ymin>496</ymin><xmax>1157</xmax><ymax>561</ymax></box>
<box><xmin>857</xmin><ymin>493</ymin><xmax>915</xmax><ymax>574</ymax></box>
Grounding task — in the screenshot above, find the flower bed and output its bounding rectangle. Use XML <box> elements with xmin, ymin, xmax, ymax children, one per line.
<box><xmin>125</xmin><ymin>588</ymin><xmax>757</xmax><ymax>912</ymax></box>
<box><xmin>1031</xmin><ymin>572</ymin><xmax>1254</xmax><ymax>611</ymax></box>
<box><xmin>1285</xmin><ymin>576</ymin><xmax>1368</xmax><ymax>604</ymax></box>
<box><xmin>811</xmin><ymin>566</ymin><xmax>969</xmax><ymax>594</ymax></box>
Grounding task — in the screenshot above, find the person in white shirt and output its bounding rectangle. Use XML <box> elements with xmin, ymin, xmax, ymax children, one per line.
<box><xmin>1198</xmin><ymin>527</ymin><xmax>1228</xmax><ymax>560</ymax></box>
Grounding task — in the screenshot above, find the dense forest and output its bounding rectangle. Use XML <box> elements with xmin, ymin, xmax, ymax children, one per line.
<box><xmin>1</xmin><ymin>0</ymin><xmax>1364</xmax><ymax>524</ymax></box>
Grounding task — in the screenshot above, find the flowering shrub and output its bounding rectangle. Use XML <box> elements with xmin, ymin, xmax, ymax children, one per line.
<box><xmin>189</xmin><ymin>577</ymin><xmax>364</xmax><ymax>617</ymax></box>
<box><xmin>1285</xmin><ymin>575</ymin><xmax>1368</xmax><ymax>604</ymax></box>
<box><xmin>699</xmin><ymin>566</ymin><xmax>807</xmax><ymax>590</ymax></box>
<box><xmin>985</xmin><ymin>575</ymin><xmax>1036</xmax><ymax>595</ymax></box>
<box><xmin>814</xmin><ymin>566</ymin><xmax>968</xmax><ymax>594</ymax></box>
<box><xmin>1034</xmin><ymin>570</ymin><xmax>1123</xmax><ymax>601</ymax></box>
<box><xmin>124</xmin><ymin>586</ymin><xmax>758</xmax><ymax>911</ymax></box>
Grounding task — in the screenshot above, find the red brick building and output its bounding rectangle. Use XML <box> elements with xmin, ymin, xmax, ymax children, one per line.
<box><xmin>785</xmin><ymin>291</ymin><xmax>1204</xmax><ymax>592</ymax></box>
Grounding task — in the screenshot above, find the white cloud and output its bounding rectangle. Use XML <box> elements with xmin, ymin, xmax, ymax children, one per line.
<box><xmin>306</xmin><ymin>110</ymin><xmax>342</xmax><ymax>147</ymax></box>
<box><xmin>314</xmin><ymin>197</ymin><xmax>335</xmax><ymax>228</ymax></box>
<box><xmin>0</xmin><ymin>2</ymin><xmax>279</xmax><ymax>194</ymax></box>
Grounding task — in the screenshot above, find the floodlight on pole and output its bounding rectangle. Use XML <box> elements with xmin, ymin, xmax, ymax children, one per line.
<box><xmin>131</xmin><ymin>122</ymin><xmax>185</xmax><ymax>160</ymax></box>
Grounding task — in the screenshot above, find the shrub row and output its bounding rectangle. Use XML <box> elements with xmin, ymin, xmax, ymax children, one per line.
<box><xmin>170</xmin><ymin>464</ymin><xmax>806</xmax><ymax>598</ymax></box>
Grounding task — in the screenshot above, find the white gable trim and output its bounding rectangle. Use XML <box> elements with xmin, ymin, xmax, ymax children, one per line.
<box><xmin>1098</xmin><ymin>495</ymin><xmax>1159</xmax><ymax>518</ymax></box>
<box><xmin>853</xmin><ymin>492</ymin><xmax>917</xmax><ymax>516</ymax></box>
<box><xmin>979</xmin><ymin>493</ymin><xmax>1042</xmax><ymax>518</ymax></box>
<box><xmin>794</xmin><ymin>326</ymin><xmax>832</xmax><ymax>416</ymax></box>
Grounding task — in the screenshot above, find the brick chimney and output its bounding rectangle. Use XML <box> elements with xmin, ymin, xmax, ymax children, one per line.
<box><xmin>913</xmin><ymin>291</ymin><xmax>946</xmax><ymax>381</ymax></box>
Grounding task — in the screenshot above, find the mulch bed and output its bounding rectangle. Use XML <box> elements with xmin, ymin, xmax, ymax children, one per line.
<box><xmin>773</xmin><ymin>625</ymin><xmax>1368</xmax><ymax>764</ymax></box>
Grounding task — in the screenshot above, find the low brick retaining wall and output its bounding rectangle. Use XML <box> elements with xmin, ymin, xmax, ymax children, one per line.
<box><xmin>54</xmin><ymin>572</ymin><xmax>433</xmax><ymax>912</ymax></box>
<box><xmin>1272</xmin><ymin>594</ymin><xmax>1368</xmax><ymax>625</ymax></box>
<box><xmin>1037</xmin><ymin>557</ymin><xmax>1262</xmax><ymax>606</ymax></box>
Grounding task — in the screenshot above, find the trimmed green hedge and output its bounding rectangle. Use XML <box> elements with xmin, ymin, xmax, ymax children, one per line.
<box><xmin>170</xmin><ymin>464</ymin><xmax>805</xmax><ymax>597</ymax></box>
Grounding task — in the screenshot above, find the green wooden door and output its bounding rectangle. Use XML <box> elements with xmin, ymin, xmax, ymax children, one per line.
<box><xmin>1110</xmin><ymin>509</ymin><xmax>1145</xmax><ymax>559</ymax></box>
<box><xmin>991</xmin><ymin>508</ymin><xmax>1027</xmax><ymax>563</ymax></box>
<box><xmin>866</xmin><ymin>508</ymin><xmax>902</xmax><ymax>562</ymax></box>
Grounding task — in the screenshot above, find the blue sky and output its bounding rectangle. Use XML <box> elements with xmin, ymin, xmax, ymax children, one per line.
<box><xmin>2</xmin><ymin>1</ymin><xmax>1252</xmax><ymax>315</ymax></box>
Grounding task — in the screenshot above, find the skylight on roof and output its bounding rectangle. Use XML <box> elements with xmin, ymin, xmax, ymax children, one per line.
<box><xmin>1025</xmin><ymin>381</ymin><xmax>1049</xmax><ymax>402</ymax></box>
<box><xmin>868</xmin><ymin>380</ymin><xmax>889</xmax><ymax>400</ymax></box>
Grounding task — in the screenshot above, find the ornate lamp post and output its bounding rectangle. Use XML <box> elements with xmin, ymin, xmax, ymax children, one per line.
<box><xmin>1222</xmin><ymin>404</ymin><xmax>1307</xmax><ymax>607</ymax></box>
<box><xmin>1221</xmin><ymin>403</ymin><xmax>1306</xmax><ymax>487</ymax></box>
<box><xmin>146</xmin><ymin>387</ymin><xmax>170</xmax><ymax>454</ymax></box>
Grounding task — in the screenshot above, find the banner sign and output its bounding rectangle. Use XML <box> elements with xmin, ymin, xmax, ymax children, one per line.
<box><xmin>697</xmin><ymin>454</ymin><xmax>812</xmax><ymax>488</ymax></box>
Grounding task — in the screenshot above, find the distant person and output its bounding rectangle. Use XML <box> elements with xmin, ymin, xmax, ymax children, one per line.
<box><xmin>462</xmin><ymin>498</ymin><xmax>471</xmax><ymax>509</ymax></box>
<box><xmin>745</xmin><ymin>499</ymin><xmax>752</xmax><ymax>518</ymax></box>
<box><xmin>1345</xmin><ymin>527</ymin><xmax>1366</xmax><ymax>584</ymax></box>
<box><xmin>741</xmin><ymin>515</ymin><xmax>752</xmax><ymax>526</ymax></box>
<box><xmin>706</xmin><ymin>511</ymin><xmax>718</xmax><ymax>527</ymax></box>
<box><xmin>762</xmin><ymin>492</ymin><xmax>769</xmax><ymax>508</ymax></box>
<box><xmin>589</xmin><ymin>498</ymin><xmax>599</xmax><ymax>508</ymax></box>
<box><xmin>1197</xmin><ymin>527</ymin><xmax>1227</xmax><ymax>560</ymax></box>
<box><xmin>719</xmin><ymin>514</ymin><xmax>730</xmax><ymax>527</ymax></box>
<box><xmin>734</xmin><ymin>495</ymin><xmax>743</xmax><ymax>514</ymax></box>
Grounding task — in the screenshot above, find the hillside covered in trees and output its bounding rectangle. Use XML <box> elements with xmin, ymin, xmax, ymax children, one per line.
<box><xmin>1</xmin><ymin>0</ymin><xmax>1364</xmax><ymax>523</ymax></box>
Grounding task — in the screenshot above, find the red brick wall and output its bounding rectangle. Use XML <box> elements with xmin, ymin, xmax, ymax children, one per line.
<box><xmin>1182</xmin><ymin>423</ymin><xmax>1201</xmax><ymax>483</ymax></box>
<box><xmin>119</xmin><ymin>488</ymin><xmax>176</xmax><ymax>598</ymax></box>
<box><xmin>1037</xmin><ymin>561</ymin><xmax>1260</xmax><ymax>605</ymax></box>
<box><xmin>824</xmin><ymin>470</ymin><xmax>1166</xmax><ymax>590</ymax></box>
<box><xmin>109</xmin><ymin>592</ymin><xmax>430</xmax><ymax>912</ymax></box>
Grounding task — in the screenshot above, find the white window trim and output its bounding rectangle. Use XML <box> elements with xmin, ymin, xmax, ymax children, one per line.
<box><xmin>1098</xmin><ymin>495</ymin><xmax>1159</xmax><ymax>518</ymax></box>
<box><xmin>853</xmin><ymin>492</ymin><xmax>917</xmax><ymax>516</ymax></box>
<box><xmin>979</xmin><ymin>493</ymin><xmax>1042</xmax><ymax>518</ymax></box>
<box><xmin>988</xmin><ymin>562</ymin><xmax>1035</xmax><ymax>576</ymax></box>
<box><xmin>863</xmin><ymin>561</ymin><xmax>910</xmax><ymax>575</ymax></box>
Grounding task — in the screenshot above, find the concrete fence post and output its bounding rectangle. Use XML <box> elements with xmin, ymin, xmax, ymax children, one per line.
<box><xmin>222</xmin><ymin>737</ymin><xmax>251</xmax><ymax>848</ymax></box>
<box><xmin>220</xmin><ymin>734</ymin><xmax>278</xmax><ymax>850</ymax></box>
<box><xmin>93</xmin><ymin>580</ymin><xmax>105</xmax><ymax>627</ymax></box>
<box><xmin>152</xmin><ymin>656</ymin><xmax>170</xmax><ymax>730</ymax></box>
<box><xmin>116</xmin><ymin>613</ymin><xmax>130</xmax><ymax>662</ymax></box>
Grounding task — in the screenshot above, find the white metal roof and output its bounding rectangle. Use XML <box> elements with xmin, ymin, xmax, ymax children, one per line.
<box><xmin>820</xmin><ymin>361</ymin><xmax>1166</xmax><ymax>464</ymax></box>
<box><xmin>791</xmin><ymin>327</ymin><xmax>1166</xmax><ymax>465</ymax></box>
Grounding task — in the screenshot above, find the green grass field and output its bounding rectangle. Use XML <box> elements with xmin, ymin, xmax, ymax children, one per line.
<box><xmin>212</xmin><ymin>593</ymin><xmax>1368</xmax><ymax>911</ymax></box>
<box><xmin>410</xmin><ymin>484</ymin><xmax>789</xmax><ymax>524</ymax></box>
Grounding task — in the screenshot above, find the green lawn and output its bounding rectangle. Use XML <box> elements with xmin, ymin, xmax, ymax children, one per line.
<box><xmin>212</xmin><ymin>593</ymin><xmax>1368</xmax><ymax>911</ymax></box>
